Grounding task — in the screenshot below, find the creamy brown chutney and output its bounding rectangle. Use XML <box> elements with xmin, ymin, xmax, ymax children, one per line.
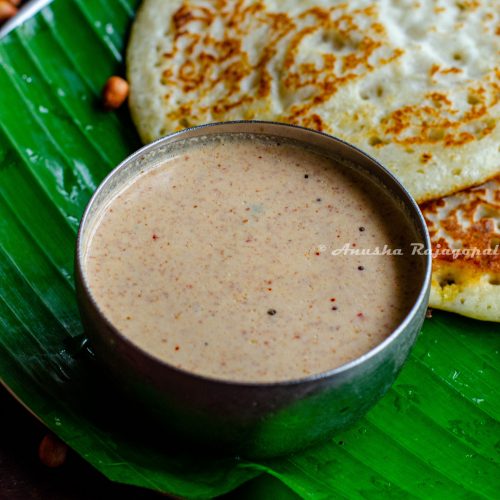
<box><xmin>85</xmin><ymin>135</ymin><xmax>421</xmax><ymax>382</ymax></box>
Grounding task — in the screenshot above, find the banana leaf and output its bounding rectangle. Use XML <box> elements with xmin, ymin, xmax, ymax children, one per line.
<box><xmin>0</xmin><ymin>0</ymin><xmax>498</xmax><ymax>498</ymax></box>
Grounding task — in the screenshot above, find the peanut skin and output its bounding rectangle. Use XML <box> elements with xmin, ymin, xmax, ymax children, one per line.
<box><xmin>0</xmin><ymin>1</ymin><xmax>17</xmax><ymax>22</ymax></box>
<box><xmin>38</xmin><ymin>433</ymin><xmax>68</xmax><ymax>468</ymax></box>
<box><xmin>102</xmin><ymin>76</ymin><xmax>129</xmax><ymax>110</ymax></box>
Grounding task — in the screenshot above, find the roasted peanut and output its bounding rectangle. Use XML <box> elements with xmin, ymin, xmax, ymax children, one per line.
<box><xmin>102</xmin><ymin>75</ymin><xmax>129</xmax><ymax>110</ymax></box>
<box><xmin>38</xmin><ymin>433</ymin><xmax>68</xmax><ymax>468</ymax></box>
<box><xmin>0</xmin><ymin>1</ymin><xmax>17</xmax><ymax>22</ymax></box>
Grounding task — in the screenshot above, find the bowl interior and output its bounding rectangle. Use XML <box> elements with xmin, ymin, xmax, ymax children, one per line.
<box><xmin>76</xmin><ymin>121</ymin><xmax>432</xmax><ymax>386</ymax></box>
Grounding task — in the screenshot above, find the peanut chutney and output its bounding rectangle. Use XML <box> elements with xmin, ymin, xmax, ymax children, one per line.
<box><xmin>85</xmin><ymin>135</ymin><xmax>421</xmax><ymax>382</ymax></box>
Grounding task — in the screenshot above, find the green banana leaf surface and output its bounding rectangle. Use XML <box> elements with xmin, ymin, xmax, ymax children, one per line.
<box><xmin>0</xmin><ymin>0</ymin><xmax>499</xmax><ymax>498</ymax></box>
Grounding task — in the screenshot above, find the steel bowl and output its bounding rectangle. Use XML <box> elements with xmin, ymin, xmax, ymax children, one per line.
<box><xmin>75</xmin><ymin>121</ymin><xmax>431</xmax><ymax>458</ymax></box>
